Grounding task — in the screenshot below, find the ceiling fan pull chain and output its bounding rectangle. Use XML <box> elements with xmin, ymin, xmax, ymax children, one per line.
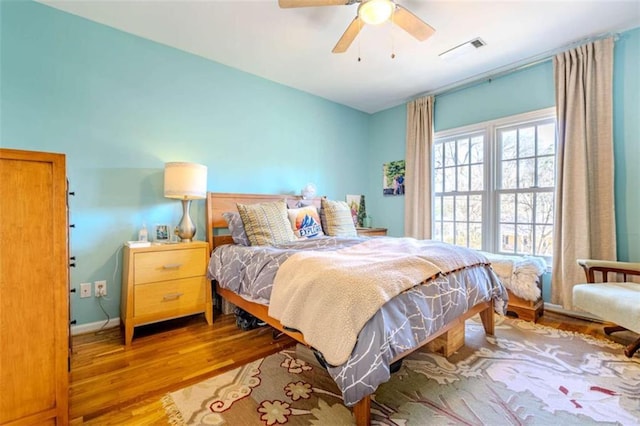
<box><xmin>390</xmin><ymin>8</ymin><xmax>396</xmax><ymax>59</ymax></box>
<box><xmin>358</xmin><ymin>18</ymin><xmax>362</xmax><ymax>62</ymax></box>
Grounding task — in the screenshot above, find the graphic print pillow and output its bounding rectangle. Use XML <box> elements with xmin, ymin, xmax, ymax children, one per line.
<box><xmin>287</xmin><ymin>206</ymin><xmax>324</xmax><ymax>239</ymax></box>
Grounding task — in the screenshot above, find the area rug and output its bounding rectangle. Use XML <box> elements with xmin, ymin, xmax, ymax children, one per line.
<box><xmin>162</xmin><ymin>316</ymin><xmax>640</xmax><ymax>425</ymax></box>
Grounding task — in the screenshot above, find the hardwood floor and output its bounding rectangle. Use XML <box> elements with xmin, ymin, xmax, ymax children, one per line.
<box><xmin>70</xmin><ymin>310</ymin><xmax>636</xmax><ymax>425</ymax></box>
<box><xmin>70</xmin><ymin>313</ymin><xmax>295</xmax><ymax>425</ymax></box>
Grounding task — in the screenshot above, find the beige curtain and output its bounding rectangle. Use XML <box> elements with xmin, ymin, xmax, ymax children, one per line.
<box><xmin>404</xmin><ymin>96</ymin><xmax>434</xmax><ymax>239</ymax></box>
<box><xmin>551</xmin><ymin>37</ymin><xmax>616</xmax><ymax>309</ymax></box>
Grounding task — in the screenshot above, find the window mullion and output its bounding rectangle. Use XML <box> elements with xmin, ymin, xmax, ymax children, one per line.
<box><xmin>485</xmin><ymin>126</ymin><xmax>495</xmax><ymax>253</ymax></box>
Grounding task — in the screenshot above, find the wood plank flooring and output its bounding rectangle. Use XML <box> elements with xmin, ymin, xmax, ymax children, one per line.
<box><xmin>70</xmin><ymin>313</ymin><xmax>295</xmax><ymax>425</ymax></box>
<box><xmin>70</xmin><ymin>310</ymin><xmax>636</xmax><ymax>425</ymax></box>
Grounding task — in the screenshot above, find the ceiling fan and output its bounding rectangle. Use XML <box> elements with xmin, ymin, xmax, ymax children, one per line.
<box><xmin>278</xmin><ymin>0</ymin><xmax>435</xmax><ymax>53</ymax></box>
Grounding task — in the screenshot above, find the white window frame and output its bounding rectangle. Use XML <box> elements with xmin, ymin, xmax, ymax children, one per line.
<box><xmin>433</xmin><ymin>107</ymin><xmax>556</xmax><ymax>261</ymax></box>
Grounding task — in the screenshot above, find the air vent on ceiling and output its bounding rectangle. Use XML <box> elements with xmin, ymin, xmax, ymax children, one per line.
<box><xmin>470</xmin><ymin>38</ymin><xmax>486</xmax><ymax>48</ymax></box>
<box><xmin>439</xmin><ymin>38</ymin><xmax>486</xmax><ymax>60</ymax></box>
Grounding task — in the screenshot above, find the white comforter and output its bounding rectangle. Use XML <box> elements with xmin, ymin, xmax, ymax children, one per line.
<box><xmin>268</xmin><ymin>238</ymin><xmax>489</xmax><ymax>366</ymax></box>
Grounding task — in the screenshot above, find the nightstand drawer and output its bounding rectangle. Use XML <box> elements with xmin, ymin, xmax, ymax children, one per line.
<box><xmin>134</xmin><ymin>276</ymin><xmax>207</xmax><ymax>317</ymax></box>
<box><xmin>134</xmin><ymin>248</ymin><xmax>204</xmax><ymax>284</ymax></box>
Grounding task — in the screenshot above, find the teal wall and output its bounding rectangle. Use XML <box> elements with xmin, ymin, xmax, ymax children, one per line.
<box><xmin>612</xmin><ymin>28</ymin><xmax>640</xmax><ymax>262</ymax></box>
<box><xmin>1</xmin><ymin>1</ymin><xmax>370</xmax><ymax>326</ymax></box>
<box><xmin>433</xmin><ymin>61</ymin><xmax>556</xmax><ymax>131</ymax></box>
<box><xmin>365</xmin><ymin>105</ymin><xmax>406</xmax><ymax>236</ymax></box>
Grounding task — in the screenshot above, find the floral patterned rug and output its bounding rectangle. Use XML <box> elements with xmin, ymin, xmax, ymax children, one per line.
<box><xmin>162</xmin><ymin>316</ymin><xmax>640</xmax><ymax>425</ymax></box>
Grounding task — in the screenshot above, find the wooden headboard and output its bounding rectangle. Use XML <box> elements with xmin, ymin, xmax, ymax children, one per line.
<box><xmin>205</xmin><ymin>192</ymin><xmax>323</xmax><ymax>253</ymax></box>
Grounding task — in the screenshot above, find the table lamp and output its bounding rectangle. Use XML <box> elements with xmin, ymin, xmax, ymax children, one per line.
<box><xmin>164</xmin><ymin>162</ymin><xmax>207</xmax><ymax>242</ymax></box>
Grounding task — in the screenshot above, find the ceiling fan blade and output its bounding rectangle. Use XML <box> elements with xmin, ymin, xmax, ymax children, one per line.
<box><xmin>332</xmin><ymin>16</ymin><xmax>363</xmax><ymax>53</ymax></box>
<box><xmin>278</xmin><ymin>0</ymin><xmax>351</xmax><ymax>8</ymax></box>
<box><xmin>393</xmin><ymin>5</ymin><xmax>435</xmax><ymax>41</ymax></box>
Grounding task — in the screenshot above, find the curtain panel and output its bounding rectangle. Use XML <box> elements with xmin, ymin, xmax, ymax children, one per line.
<box><xmin>404</xmin><ymin>96</ymin><xmax>434</xmax><ymax>239</ymax></box>
<box><xmin>551</xmin><ymin>37</ymin><xmax>616</xmax><ymax>309</ymax></box>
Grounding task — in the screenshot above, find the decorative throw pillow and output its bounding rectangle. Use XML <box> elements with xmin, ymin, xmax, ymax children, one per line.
<box><xmin>222</xmin><ymin>212</ymin><xmax>250</xmax><ymax>246</ymax></box>
<box><xmin>287</xmin><ymin>205</ymin><xmax>324</xmax><ymax>239</ymax></box>
<box><xmin>237</xmin><ymin>200</ymin><xmax>297</xmax><ymax>246</ymax></box>
<box><xmin>320</xmin><ymin>199</ymin><xmax>358</xmax><ymax>237</ymax></box>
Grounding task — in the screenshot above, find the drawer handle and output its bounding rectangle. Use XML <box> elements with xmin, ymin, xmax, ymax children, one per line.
<box><xmin>162</xmin><ymin>263</ymin><xmax>182</xmax><ymax>270</ymax></box>
<box><xmin>162</xmin><ymin>292</ymin><xmax>184</xmax><ymax>301</ymax></box>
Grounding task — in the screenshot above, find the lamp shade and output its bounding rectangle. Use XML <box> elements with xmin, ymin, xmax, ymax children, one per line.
<box><xmin>164</xmin><ymin>162</ymin><xmax>207</xmax><ymax>200</ymax></box>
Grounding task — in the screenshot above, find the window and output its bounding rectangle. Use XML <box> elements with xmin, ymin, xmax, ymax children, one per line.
<box><xmin>432</xmin><ymin>108</ymin><xmax>556</xmax><ymax>261</ymax></box>
<box><xmin>433</xmin><ymin>132</ymin><xmax>485</xmax><ymax>249</ymax></box>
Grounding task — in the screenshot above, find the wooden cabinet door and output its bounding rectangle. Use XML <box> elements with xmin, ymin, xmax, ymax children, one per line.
<box><xmin>0</xmin><ymin>149</ymin><xmax>69</xmax><ymax>424</ymax></box>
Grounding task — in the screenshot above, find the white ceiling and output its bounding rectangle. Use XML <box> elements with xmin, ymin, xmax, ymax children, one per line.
<box><xmin>39</xmin><ymin>0</ymin><xmax>640</xmax><ymax>114</ymax></box>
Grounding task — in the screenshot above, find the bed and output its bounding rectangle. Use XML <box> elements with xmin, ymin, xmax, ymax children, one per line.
<box><xmin>205</xmin><ymin>192</ymin><xmax>508</xmax><ymax>426</ymax></box>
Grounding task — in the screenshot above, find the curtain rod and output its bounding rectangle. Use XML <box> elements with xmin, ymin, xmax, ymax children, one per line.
<box><xmin>411</xmin><ymin>31</ymin><xmax>620</xmax><ymax>101</ymax></box>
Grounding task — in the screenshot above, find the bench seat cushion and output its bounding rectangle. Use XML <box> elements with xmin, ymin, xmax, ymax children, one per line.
<box><xmin>573</xmin><ymin>282</ymin><xmax>640</xmax><ymax>334</ymax></box>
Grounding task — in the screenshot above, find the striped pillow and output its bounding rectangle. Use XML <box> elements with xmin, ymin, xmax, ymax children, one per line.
<box><xmin>237</xmin><ymin>200</ymin><xmax>296</xmax><ymax>246</ymax></box>
<box><xmin>320</xmin><ymin>199</ymin><xmax>358</xmax><ymax>237</ymax></box>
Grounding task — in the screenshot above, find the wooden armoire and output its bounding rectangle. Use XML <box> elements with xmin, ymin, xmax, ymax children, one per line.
<box><xmin>0</xmin><ymin>148</ymin><xmax>69</xmax><ymax>424</ymax></box>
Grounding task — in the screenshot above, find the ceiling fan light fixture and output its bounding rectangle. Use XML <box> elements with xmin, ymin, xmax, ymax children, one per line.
<box><xmin>358</xmin><ymin>0</ymin><xmax>394</xmax><ymax>25</ymax></box>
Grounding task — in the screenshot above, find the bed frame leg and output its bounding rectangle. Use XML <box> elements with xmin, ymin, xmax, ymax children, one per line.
<box><xmin>353</xmin><ymin>396</ymin><xmax>371</xmax><ymax>426</ymax></box>
<box><xmin>480</xmin><ymin>305</ymin><xmax>495</xmax><ymax>336</ymax></box>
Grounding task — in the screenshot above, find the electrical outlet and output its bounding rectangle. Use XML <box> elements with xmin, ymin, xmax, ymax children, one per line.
<box><xmin>95</xmin><ymin>280</ymin><xmax>107</xmax><ymax>297</ymax></box>
<box><xmin>80</xmin><ymin>283</ymin><xmax>91</xmax><ymax>298</ymax></box>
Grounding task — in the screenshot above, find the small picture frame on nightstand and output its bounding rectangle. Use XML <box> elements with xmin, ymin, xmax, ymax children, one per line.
<box><xmin>154</xmin><ymin>224</ymin><xmax>170</xmax><ymax>243</ymax></box>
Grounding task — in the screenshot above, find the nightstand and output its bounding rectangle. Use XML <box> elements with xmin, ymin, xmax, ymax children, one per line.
<box><xmin>356</xmin><ymin>227</ymin><xmax>388</xmax><ymax>237</ymax></box>
<box><xmin>120</xmin><ymin>241</ymin><xmax>212</xmax><ymax>345</ymax></box>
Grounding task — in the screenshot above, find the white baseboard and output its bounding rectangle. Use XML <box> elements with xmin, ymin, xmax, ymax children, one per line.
<box><xmin>543</xmin><ymin>302</ymin><xmax>603</xmax><ymax>323</ymax></box>
<box><xmin>71</xmin><ymin>318</ymin><xmax>121</xmax><ymax>336</ymax></box>
<box><xmin>69</xmin><ymin>304</ymin><xmax>597</xmax><ymax>335</ymax></box>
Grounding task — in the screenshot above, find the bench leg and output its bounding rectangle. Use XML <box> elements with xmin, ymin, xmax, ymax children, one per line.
<box><xmin>624</xmin><ymin>336</ymin><xmax>640</xmax><ymax>358</ymax></box>
<box><xmin>601</xmin><ymin>325</ymin><xmax>639</xmax><ymax>358</ymax></box>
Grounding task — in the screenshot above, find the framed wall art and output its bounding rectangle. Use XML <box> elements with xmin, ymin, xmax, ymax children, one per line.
<box><xmin>383</xmin><ymin>160</ymin><xmax>406</xmax><ymax>196</ymax></box>
<box><xmin>346</xmin><ymin>194</ymin><xmax>362</xmax><ymax>226</ymax></box>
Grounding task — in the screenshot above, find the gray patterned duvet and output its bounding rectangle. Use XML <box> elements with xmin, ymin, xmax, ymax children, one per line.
<box><xmin>207</xmin><ymin>236</ymin><xmax>508</xmax><ymax>406</ymax></box>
